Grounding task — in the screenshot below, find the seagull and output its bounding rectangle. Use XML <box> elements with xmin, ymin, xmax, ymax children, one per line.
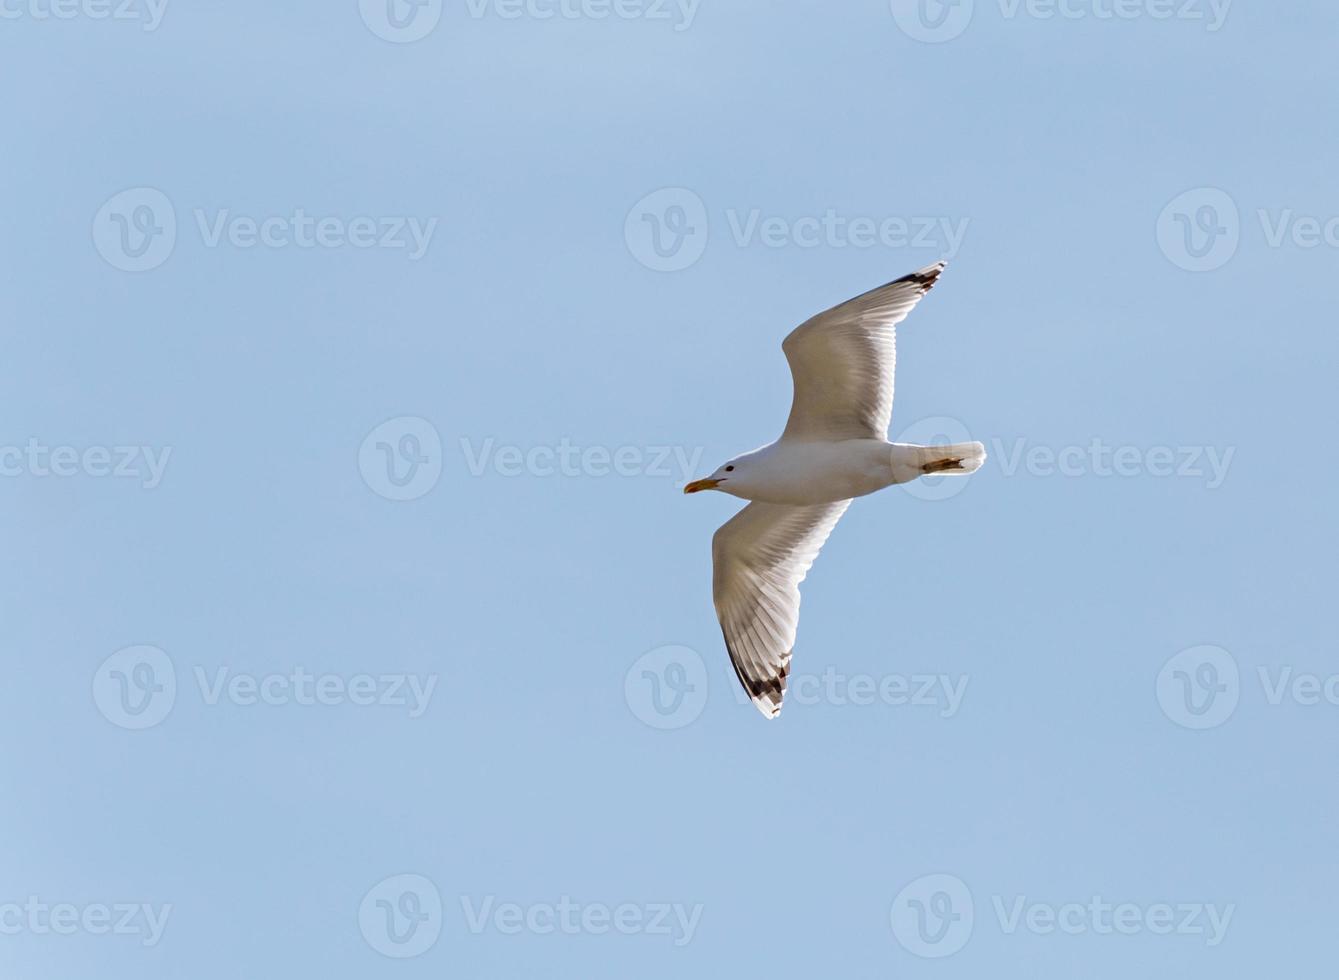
<box><xmin>683</xmin><ymin>261</ymin><xmax>984</xmax><ymax>718</ymax></box>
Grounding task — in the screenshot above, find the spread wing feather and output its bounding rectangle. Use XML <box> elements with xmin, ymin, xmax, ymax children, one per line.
<box><xmin>780</xmin><ymin>260</ymin><xmax>946</xmax><ymax>442</ymax></box>
<box><xmin>712</xmin><ymin>500</ymin><xmax>851</xmax><ymax>718</ymax></box>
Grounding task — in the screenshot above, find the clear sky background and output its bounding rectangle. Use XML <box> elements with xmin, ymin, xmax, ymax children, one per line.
<box><xmin>3</xmin><ymin>1</ymin><xmax>1338</xmax><ymax>976</ymax></box>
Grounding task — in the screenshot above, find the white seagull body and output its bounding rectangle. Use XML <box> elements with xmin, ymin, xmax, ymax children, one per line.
<box><xmin>683</xmin><ymin>261</ymin><xmax>984</xmax><ymax>718</ymax></box>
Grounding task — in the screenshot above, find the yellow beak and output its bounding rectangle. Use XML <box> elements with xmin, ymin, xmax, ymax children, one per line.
<box><xmin>683</xmin><ymin>478</ymin><xmax>722</xmax><ymax>494</ymax></box>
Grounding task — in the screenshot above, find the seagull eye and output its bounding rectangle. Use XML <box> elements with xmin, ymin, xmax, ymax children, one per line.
<box><xmin>724</xmin><ymin>466</ymin><xmax>734</xmax><ymax>472</ymax></box>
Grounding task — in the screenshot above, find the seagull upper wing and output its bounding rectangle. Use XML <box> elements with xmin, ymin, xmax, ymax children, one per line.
<box><xmin>780</xmin><ymin>260</ymin><xmax>946</xmax><ymax>442</ymax></box>
<box><xmin>712</xmin><ymin>499</ymin><xmax>851</xmax><ymax>718</ymax></box>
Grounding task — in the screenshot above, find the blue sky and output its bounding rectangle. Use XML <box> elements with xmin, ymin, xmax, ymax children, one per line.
<box><xmin>2</xmin><ymin>1</ymin><xmax>1337</xmax><ymax>976</ymax></box>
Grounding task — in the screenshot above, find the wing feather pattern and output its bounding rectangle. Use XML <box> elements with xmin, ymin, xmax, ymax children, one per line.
<box><xmin>712</xmin><ymin>500</ymin><xmax>851</xmax><ymax>718</ymax></box>
<box><xmin>780</xmin><ymin>260</ymin><xmax>946</xmax><ymax>441</ymax></box>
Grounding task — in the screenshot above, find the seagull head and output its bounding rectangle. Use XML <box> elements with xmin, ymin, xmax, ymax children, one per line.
<box><xmin>684</xmin><ymin>457</ymin><xmax>745</xmax><ymax>495</ymax></box>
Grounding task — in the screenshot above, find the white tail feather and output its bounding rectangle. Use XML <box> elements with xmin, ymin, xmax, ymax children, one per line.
<box><xmin>912</xmin><ymin>441</ymin><xmax>986</xmax><ymax>476</ymax></box>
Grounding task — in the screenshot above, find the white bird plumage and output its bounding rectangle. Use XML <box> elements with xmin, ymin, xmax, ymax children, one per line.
<box><xmin>684</xmin><ymin>261</ymin><xmax>985</xmax><ymax>718</ymax></box>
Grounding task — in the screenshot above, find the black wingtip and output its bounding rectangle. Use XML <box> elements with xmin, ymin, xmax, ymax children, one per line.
<box><xmin>724</xmin><ymin>631</ymin><xmax>790</xmax><ymax>719</ymax></box>
<box><xmin>894</xmin><ymin>260</ymin><xmax>948</xmax><ymax>292</ymax></box>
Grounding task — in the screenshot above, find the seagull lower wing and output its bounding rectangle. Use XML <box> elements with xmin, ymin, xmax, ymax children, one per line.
<box><xmin>711</xmin><ymin>500</ymin><xmax>852</xmax><ymax>718</ymax></box>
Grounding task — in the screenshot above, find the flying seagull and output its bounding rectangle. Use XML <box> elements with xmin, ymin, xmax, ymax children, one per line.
<box><xmin>683</xmin><ymin>261</ymin><xmax>984</xmax><ymax>718</ymax></box>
